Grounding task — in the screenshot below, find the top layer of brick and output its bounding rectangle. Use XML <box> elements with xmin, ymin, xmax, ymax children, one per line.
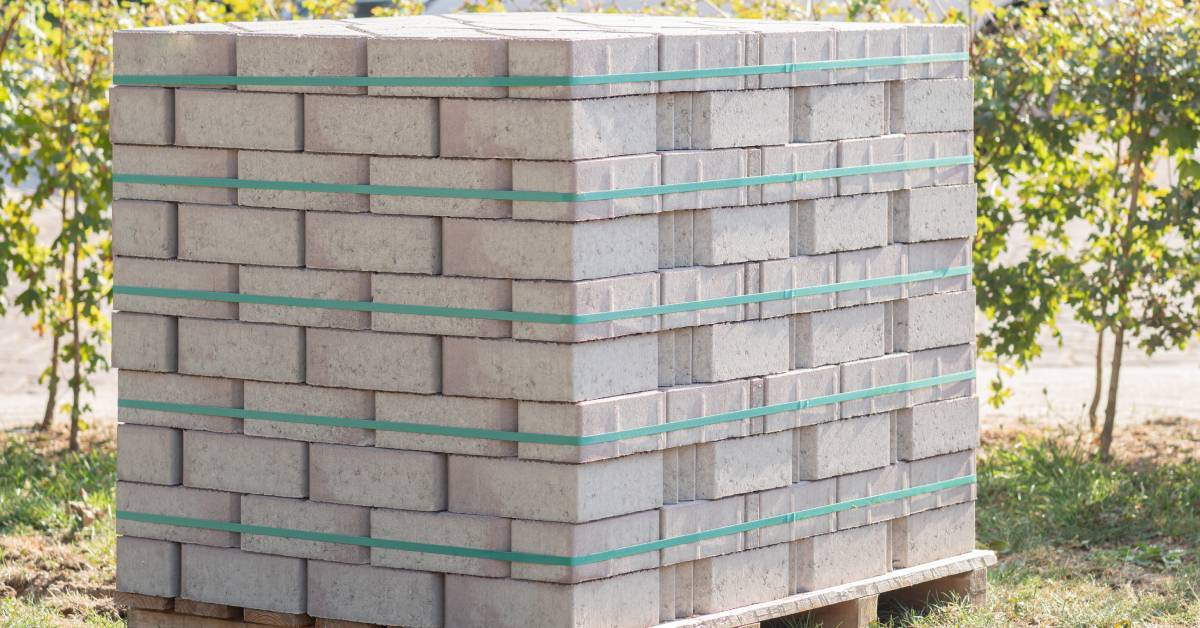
<box><xmin>113</xmin><ymin>13</ymin><xmax>968</xmax><ymax>99</ymax></box>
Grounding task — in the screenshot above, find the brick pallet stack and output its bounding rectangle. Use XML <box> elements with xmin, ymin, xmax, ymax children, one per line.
<box><xmin>111</xmin><ymin>12</ymin><xmax>978</xmax><ymax>628</ymax></box>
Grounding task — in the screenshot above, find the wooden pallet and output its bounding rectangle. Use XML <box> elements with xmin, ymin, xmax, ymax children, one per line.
<box><xmin>655</xmin><ymin>549</ymin><xmax>997</xmax><ymax>628</ymax></box>
<box><xmin>119</xmin><ymin>550</ymin><xmax>995</xmax><ymax>628</ymax></box>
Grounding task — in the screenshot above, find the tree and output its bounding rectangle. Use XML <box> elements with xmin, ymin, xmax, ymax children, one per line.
<box><xmin>973</xmin><ymin>0</ymin><xmax>1200</xmax><ymax>460</ymax></box>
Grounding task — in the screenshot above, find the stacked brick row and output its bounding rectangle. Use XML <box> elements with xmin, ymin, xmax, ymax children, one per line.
<box><xmin>112</xmin><ymin>13</ymin><xmax>978</xmax><ymax>628</ymax></box>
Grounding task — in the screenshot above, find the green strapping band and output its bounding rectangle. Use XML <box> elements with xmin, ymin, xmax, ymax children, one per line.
<box><xmin>112</xmin><ymin>155</ymin><xmax>972</xmax><ymax>203</ymax></box>
<box><xmin>116</xmin><ymin>474</ymin><xmax>975</xmax><ymax>565</ymax></box>
<box><xmin>112</xmin><ymin>52</ymin><xmax>968</xmax><ymax>88</ymax></box>
<box><xmin>118</xmin><ymin>369</ymin><xmax>974</xmax><ymax>446</ymax></box>
<box><xmin>113</xmin><ymin>265</ymin><xmax>971</xmax><ymax>325</ymax></box>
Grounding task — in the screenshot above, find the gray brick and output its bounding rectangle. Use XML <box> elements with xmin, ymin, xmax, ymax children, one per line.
<box><xmin>241</xmin><ymin>495</ymin><xmax>368</xmax><ymax>564</ymax></box>
<box><xmin>239</xmin><ymin>266</ymin><xmax>370</xmax><ymax>330</ymax></box>
<box><xmin>690</xmin><ymin>544</ymin><xmax>790</xmax><ymax>614</ymax></box>
<box><xmin>693</xmin><ymin>204</ymin><xmax>790</xmax><ymax>265</ymax></box>
<box><xmin>113</xmin><ymin>200</ymin><xmax>176</xmax><ymax>259</ymax></box>
<box><xmin>445</xmin><ymin>570</ymin><xmax>659</xmax><ymax>628</ymax></box>
<box><xmin>837</xmin><ymin>463</ymin><xmax>909</xmax><ymax>529</ymax></box>
<box><xmin>178</xmin><ymin>318</ymin><xmax>304</xmax><ymax>383</ymax></box>
<box><xmin>511</xmin><ymin>511</ymin><xmax>660</xmax><ymax>583</ymax></box>
<box><xmin>836</xmin><ymin>244</ymin><xmax>907</xmax><ymax>307</ymax></box>
<box><xmin>892</xmin><ymin>501</ymin><xmax>975</xmax><ymax>567</ymax></box>
<box><xmin>839</xmin><ymin>353</ymin><xmax>912</xmax><ymax>418</ymax></box>
<box><xmin>794</xmin><ymin>303</ymin><xmax>886</xmax><ymax>368</ymax></box>
<box><xmin>117</xmin><ymin>370</ymin><xmax>243</xmax><ymax>433</ymax></box>
<box><xmin>117</xmin><ymin>537</ymin><xmax>180</xmax><ymax>598</ymax></box>
<box><xmin>910</xmin><ymin>343</ymin><xmax>976</xmax><ymax>405</ymax></box>
<box><xmin>762</xmin><ymin>365</ymin><xmax>840</xmax><ymax>432</ymax></box>
<box><xmin>908</xmin><ymin>449</ymin><xmax>976</xmax><ymax>513</ymax></box>
<box><xmin>112</xmin><ymin>312</ymin><xmax>176</xmax><ymax>373</ymax></box>
<box><xmin>181</xmin><ymin>545</ymin><xmax>305</xmax><ymax>614</ymax></box>
<box><xmin>114</xmin><ymin>257</ymin><xmax>238</xmax><ymax>320</ymax></box>
<box><xmin>371</xmin><ymin>509</ymin><xmax>510</xmax><ymax>577</ymax></box>
<box><xmin>892</xmin><ymin>185</ymin><xmax>976</xmax><ymax>243</ymax></box>
<box><xmin>307</xmin><ymin>561</ymin><xmax>442</xmax><ymax>627</ymax></box>
<box><xmin>903</xmin><ymin>24</ymin><xmax>969</xmax><ymax>80</ymax></box>
<box><xmin>306</xmin><ymin>328</ymin><xmax>440</xmax><ymax>394</ymax></box>
<box><xmin>371</xmin><ymin>156</ymin><xmax>511</xmax><ymax>218</ymax></box>
<box><xmin>512</xmin><ymin>274</ymin><xmax>658</xmax><ymax>343</ymax></box>
<box><xmin>177</xmin><ymin>204</ymin><xmax>303</xmax><ymax>267</ymax></box>
<box><xmin>894</xmin><ymin>290</ymin><xmax>975</xmax><ymax>351</ymax></box>
<box><xmin>183</xmin><ymin>431</ymin><xmax>307</xmax><ymax>498</ymax></box>
<box><xmin>376</xmin><ymin>392</ymin><xmax>516</xmax><ymax>457</ymax></box>
<box><xmin>243</xmin><ymin>381</ymin><xmax>374</xmax><ymax>446</ymax></box>
<box><xmin>661</xmin><ymin>496</ymin><xmax>745</xmax><ymax>566</ymax></box>
<box><xmin>697</xmin><ymin>431</ymin><xmax>793</xmax><ymax>499</ymax></box>
<box><xmin>906</xmin><ymin>131</ymin><xmax>973</xmax><ymax>187</ymax></box>
<box><xmin>791</xmin><ymin>83</ymin><xmax>885</xmax><ymax>142</ymax></box>
<box><xmin>745</xmin><ymin>478</ymin><xmax>837</xmax><ymax>548</ymax></box>
<box><xmin>364</xmin><ymin>27</ymin><xmax>508</xmax><ymax>98</ymax></box>
<box><xmin>512</xmin><ymin>154</ymin><xmax>661</xmax><ymax>221</ymax></box>
<box><xmin>834</xmin><ymin>23</ymin><xmax>905</xmax><ymax>83</ymax></box>
<box><xmin>660</xmin><ymin>265</ymin><xmax>746</xmax><ymax>330</ymax></box>
<box><xmin>694</xmin><ymin>318</ymin><xmax>791</xmax><ymax>383</ymax></box>
<box><xmin>838</xmin><ymin>134</ymin><xmax>908</xmax><ymax>195</ymax></box>
<box><xmin>236</xmin><ymin>27</ymin><xmax>368</xmax><ymax>95</ymax></box>
<box><xmin>114</xmin><ymin>24</ymin><xmax>236</xmax><ymax>77</ymax></box>
<box><xmin>110</xmin><ymin>87</ymin><xmax>173</xmax><ymax>145</ymax></box>
<box><xmin>310</xmin><ymin>444</ymin><xmax>446</xmax><ymax>511</ymax></box>
<box><xmin>760</xmin><ymin>142</ymin><xmax>838</xmax><ymax>203</ymax></box>
<box><xmin>116</xmin><ymin>482</ymin><xmax>239</xmax><ymax>547</ymax></box>
<box><xmin>663</xmin><ymin>380</ymin><xmax>753</xmax><ymax>449</ymax></box>
<box><xmin>897</xmin><ymin>397</ymin><xmax>979</xmax><ymax>461</ymax></box>
<box><xmin>794</xmin><ymin>412</ymin><xmax>891</xmax><ymax>480</ymax></box>
<box><xmin>238</xmin><ymin>150</ymin><xmax>368</xmax><ymax>212</ymax></box>
<box><xmin>890</xmin><ymin>79</ymin><xmax>973</xmax><ymax>134</ymax></box>
<box><xmin>792</xmin><ymin>523</ymin><xmax>890</xmax><ymax>592</ymax></box>
<box><xmin>117</xmin><ymin>424</ymin><xmax>182</xmax><ymax>485</ymax></box>
<box><xmin>656</xmin><ymin>90</ymin><xmax>790</xmax><ymax>150</ymax></box>
<box><xmin>518</xmin><ymin>391</ymin><xmax>664</xmax><ymax>463</ymax></box>
<box><xmin>758</xmin><ymin>254</ymin><xmax>836</xmax><ymax>319</ymax></box>
<box><xmin>305</xmin><ymin>211</ymin><xmax>440</xmax><ymax>274</ymax></box>
<box><xmin>660</xmin><ymin>149</ymin><xmax>758</xmax><ymax>212</ymax></box>
<box><xmin>907</xmin><ymin>239</ymin><xmax>972</xmax><ymax>296</ymax></box>
<box><xmin>112</xmin><ymin>145</ymin><xmax>237</xmax><ymax>205</ymax></box>
<box><xmin>792</xmin><ymin>193</ymin><xmax>888</xmax><ymax>255</ymax></box>
<box><xmin>305</xmin><ymin>94</ymin><xmax>439</xmax><ymax>156</ymax></box>
<box><xmin>506</xmin><ymin>31</ymin><xmax>658</xmax><ymax>99</ymax></box>
<box><xmin>175</xmin><ymin>89</ymin><xmax>302</xmax><ymax>151</ymax></box>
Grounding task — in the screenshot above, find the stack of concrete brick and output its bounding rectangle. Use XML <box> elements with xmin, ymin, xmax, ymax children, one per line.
<box><xmin>112</xmin><ymin>12</ymin><xmax>977</xmax><ymax>628</ymax></box>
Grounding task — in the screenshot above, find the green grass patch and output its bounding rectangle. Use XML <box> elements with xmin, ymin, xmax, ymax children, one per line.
<box><xmin>0</xmin><ymin>430</ymin><xmax>116</xmax><ymax>536</ymax></box>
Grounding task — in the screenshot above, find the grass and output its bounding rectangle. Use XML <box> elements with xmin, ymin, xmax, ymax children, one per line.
<box><xmin>2</xmin><ymin>419</ymin><xmax>1199</xmax><ymax>626</ymax></box>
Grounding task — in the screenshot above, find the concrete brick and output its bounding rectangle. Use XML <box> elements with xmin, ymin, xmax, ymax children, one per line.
<box><xmin>114</xmin><ymin>24</ymin><xmax>236</xmax><ymax>77</ymax></box>
<box><xmin>238</xmin><ymin>150</ymin><xmax>368</xmax><ymax>212</ymax></box>
<box><xmin>838</xmin><ymin>463</ymin><xmax>908</xmax><ymax>529</ymax></box>
<box><xmin>907</xmin><ymin>238</ymin><xmax>972</xmax><ymax>296</ymax></box>
<box><xmin>110</xmin><ymin>87</ymin><xmax>173</xmax><ymax>145</ymax></box>
<box><xmin>113</xmin><ymin>200</ymin><xmax>176</xmax><ymax>259</ymax></box>
<box><xmin>840</xmin><ymin>353</ymin><xmax>912</xmax><ymax>418</ymax></box>
<box><xmin>445</xmin><ymin>570</ymin><xmax>659</xmax><ymax>628</ymax></box>
<box><xmin>745</xmin><ymin>479</ymin><xmax>837</xmax><ymax>548</ymax></box>
<box><xmin>177</xmin><ymin>204</ymin><xmax>303</xmax><ymax>267</ymax></box>
<box><xmin>662</xmin><ymin>444</ymin><xmax>698</xmax><ymax>503</ymax></box>
<box><xmin>794</xmin><ymin>412</ymin><xmax>890</xmax><ymax>481</ymax></box>
<box><xmin>892</xmin><ymin>502</ymin><xmax>975</xmax><ymax>567</ymax></box>
<box><xmin>305</xmin><ymin>211</ymin><xmax>439</xmax><ymax>274</ymax></box>
<box><xmin>244</xmin><ymin>381</ymin><xmax>374</xmax><ymax>447</ymax></box>
<box><xmin>117</xmin><ymin>370</ymin><xmax>243</xmax><ymax>433</ymax></box>
<box><xmin>372</xmin><ymin>274</ymin><xmax>510</xmax><ymax>338</ymax></box>
<box><xmin>305</xmin><ymin>95</ymin><xmax>439</xmax><ymax>156</ymax></box>
<box><xmin>306</xmin><ymin>328</ymin><xmax>440</xmax><ymax>394</ymax></box>
<box><xmin>906</xmin><ymin>131</ymin><xmax>973</xmax><ymax>187</ymax></box>
<box><xmin>241</xmin><ymin>495</ymin><xmax>368</xmax><ymax>564</ymax></box>
<box><xmin>762</xmin><ymin>365</ymin><xmax>840</xmax><ymax>432</ymax></box>
<box><xmin>903</xmin><ymin>24</ymin><xmax>969</xmax><ymax>80</ymax></box>
<box><xmin>112</xmin><ymin>312</ymin><xmax>176</xmax><ymax>373</ymax></box>
<box><xmin>693</xmin><ymin>318</ymin><xmax>791</xmax><ymax>383</ymax></box>
<box><xmin>512</xmin><ymin>154</ymin><xmax>661</xmax><ymax>222</ymax></box>
<box><xmin>178</xmin><ymin>318</ymin><xmax>304</xmax><ymax>383</ymax></box>
<box><xmin>112</xmin><ymin>145</ymin><xmax>237</xmax><ymax>205</ymax></box>
<box><xmin>657</xmin><ymin>90</ymin><xmax>790</xmax><ymax>150</ymax></box>
<box><xmin>505</xmin><ymin>31</ymin><xmax>658</xmax><ymax>99</ymax></box>
<box><xmin>114</xmin><ymin>257</ymin><xmax>238</xmax><ymax>319</ymax></box>
<box><xmin>239</xmin><ymin>266</ymin><xmax>369</xmax><ymax>330</ymax></box>
<box><xmin>892</xmin><ymin>185</ymin><xmax>977</xmax><ymax>243</ymax></box>
<box><xmin>237</xmin><ymin>28</ymin><xmax>368</xmax><ymax>95</ymax></box>
<box><xmin>660</xmin><ymin>149</ymin><xmax>758</xmax><ymax>212</ymax></box>
<box><xmin>310</xmin><ymin>444</ymin><xmax>446</xmax><ymax>511</ymax></box>
<box><xmin>371</xmin><ymin>156</ymin><xmax>511</xmax><ymax>218</ymax></box>
<box><xmin>371</xmin><ymin>509</ymin><xmax>510</xmax><ymax>578</ymax></box>
<box><xmin>760</xmin><ymin>142</ymin><xmax>838</xmax><ymax>203</ymax></box>
<box><xmin>655</xmin><ymin>29</ymin><xmax>748</xmax><ymax>92</ymax></box>
<box><xmin>174</xmin><ymin>89</ymin><xmax>301</xmax><ymax>151</ymax></box>
<box><xmin>897</xmin><ymin>397</ymin><xmax>979</xmax><ymax>461</ymax></box>
<box><xmin>512</xmin><ymin>274</ymin><xmax>658</xmax><ymax>343</ymax></box>
<box><xmin>307</xmin><ymin>561</ymin><xmax>442</xmax><ymax>628</ymax></box>
<box><xmin>364</xmin><ymin>28</ymin><xmax>509</xmax><ymax>98</ymax></box>
<box><xmin>693</xmin><ymin>204</ymin><xmax>790</xmax><ymax>266</ymax></box>
<box><xmin>834</xmin><ymin>23</ymin><xmax>905</xmax><ymax>83</ymax></box>
<box><xmin>909</xmin><ymin>450</ymin><xmax>976</xmax><ymax>513</ymax></box>
<box><xmin>663</xmin><ymin>380</ymin><xmax>753</xmax><ymax>449</ymax></box>
<box><xmin>660</xmin><ymin>264</ymin><xmax>745</xmax><ymax>330</ymax></box>
<box><xmin>181</xmin><ymin>545</ymin><xmax>305</xmax><ymax>614</ymax></box>
<box><xmin>836</xmin><ymin>244</ymin><xmax>907</xmax><ymax>307</ymax></box>
<box><xmin>838</xmin><ymin>134</ymin><xmax>908</xmax><ymax>195</ymax></box>
<box><xmin>910</xmin><ymin>344</ymin><xmax>976</xmax><ymax>405</ymax></box>
<box><xmin>518</xmin><ymin>391</ymin><xmax>664</xmax><ymax>463</ymax></box>
<box><xmin>660</xmin><ymin>496</ymin><xmax>745</xmax><ymax>565</ymax></box>
<box><xmin>116</xmin><ymin>482</ymin><xmax>239</xmax><ymax>547</ymax></box>
<box><xmin>658</xmin><ymin>328</ymin><xmax>697</xmax><ymax>387</ymax></box>
<box><xmin>376</xmin><ymin>392</ymin><xmax>516</xmax><ymax>457</ymax></box>
<box><xmin>116</xmin><ymin>537</ymin><xmax>180</xmax><ymax>597</ymax></box>
<box><xmin>791</xmin><ymin>83</ymin><xmax>885</xmax><ymax>142</ymax></box>
<box><xmin>759</xmin><ymin>254</ymin><xmax>837</xmax><ymax>319</ymax></box>
<box><xmin>890</xmin><ymin>79</ymin><xmax>973</xmax><ymax>134</ymax></box>
<box><xmin>658</xmin><ymin>210</ymin><xmax>695</xmax><ymax>268</ymax></box>
<box><xmin>440</xmin><ymin>96</ymin><xmax>656</xmax><ymax>160</ymax></box>
<box><xmin>448</xmin><ymin>452</ymin><xmax>662</xmax><ymax>523</ymax></box>
<box><xmin>894</xmin><ymin>290</ymin><xmax>975</xmax><ymax>351</ymax></box>
<box><xmin>512</xmin><ymin>510</ymin><xmax>660</xmax><ymax>583</ymax></box>
<box><xmin>183</xmin><ymin>431</ymin><xmax>308</xmax><ymax>498</ymax></box>
<box><xmin>117</xmin><ymin>424</ymin><xmax>182</xmax><ymax>485</ymax></box>
<box><xmin>690</xmin><ymin>544</ymin><xmax>790</xmax><ymax>614</ymax></box>
<box><xmin>697</xmin><ymin>431</ymin><xmax>793</xmax><ymax>499</ymax></box>
<box><xmin>792</xmin><ymin>193</ymin><xmax>888</xmax><ymax>255</ymax></box>
<box><xmin>792</xmin><ymin>523</ymin><xmax>890</xmax><ymax>592</ymax></box>
<box><xmin>443</xmin><ymin>334</ymin><xmax>657</xmax><ymax>402</ymax></box>
<box><xmin>794</xmin><ymin>303</ymin><xmax>886</xmax><ymax>368</ymax></box>
<box><xmin>443</xmin><ymin>215</ymin><xmax>657</xmax><ymax>281</ymax></box>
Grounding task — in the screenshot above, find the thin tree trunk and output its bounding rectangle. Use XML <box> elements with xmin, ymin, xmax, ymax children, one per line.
<box><xmin>1088</xmin><ymin>327</ymin><xmax>1105</xmax><ymax>432</ymax></box>
<box><xmin>38</xmin><ymin>333</ymin><xmax>60</xmax><ymax>430</ymax></box>
<box><xmin>1098</xmin><ymin>326</ymin><xmax>1125</xmax><ymax>461</ymax></box>
<box><xmin>68</xmin><ymin>192</ymin><xmax>82</xmax><ymax>453</ymax></box>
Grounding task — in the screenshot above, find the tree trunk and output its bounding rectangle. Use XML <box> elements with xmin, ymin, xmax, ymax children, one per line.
<box><xmin>68</xmin><ymin>193</ymin><xmax>82</xmax><ymax>453</ymax></box>
<box><xmin>1098</xmin><ymin>326</ymin><xmax>1125</xmax><ymax>461</ymax></box>
<box><xmin>38</xmin><ymin>333</ymin><xmax>61</xmax><ymax>430</ymax></box>
<box><xmin>1087</xmin><ymin>327</ymin><xmax>1105</xmax><ymax>432</ymax></box>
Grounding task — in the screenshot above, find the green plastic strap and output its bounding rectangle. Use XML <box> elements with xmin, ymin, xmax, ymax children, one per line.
<box><xmin>118</xmin><ymin>369</ymin><xmax>974</xmax><ymax>447</ymax></box>
<box><xmin>112</xmin><ymin>52</ymin><xmax>968</xmax><ymax>88</ymax></box>
<box><xmin>116</xmin><ymin>474</ymin><xmax>975</xmax><ymax>566</ymax></box>
<box><xmin>112</xmin><ymin>155</ymin><xmax>973</xmax><ymax>203</ymax></box>
<box><xmin>113</xmin><ymin>265</ymin><xmax>971</xmax><ymax>325</ymax></box>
